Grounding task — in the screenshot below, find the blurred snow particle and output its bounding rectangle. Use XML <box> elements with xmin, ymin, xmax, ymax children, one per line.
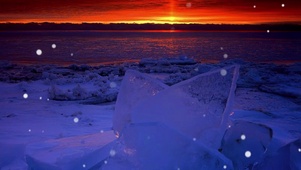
<box><xmin>253</xmin><ymin>5</ymin><xmax>256</xmax><ymax>8</ymax></box>
<box><xmin>28</xmin><ymin>129</ymin><xmax>31</xmax><ymax>132</ymax></box>
<box><xmin>36</xmin><ymin>49</ymin><xmax>42</xmax><ymax>56</ymax></box>
<box><xmin>82</xmin><ymin>164</ymin><xmax>86</xmax><ymax>168</ymax></box>
<box><xmin>100</xmin><ymin>130</ymin><xmax>104</xmax><ymax>133</ymax></box>
<box><xmin>220</xmin><ymin>69</ymin><xmax>227</xmax><ymax>76</ymax></box>
<box><xmin>223</xmin><ymin>165</ymin><xmax>227</xmax><ymax>169</ymax></box>
<box><xmin>194</xmin><ymin>67</ymin><xmax>199</xmax><ymax>72</ymax></box>
<box><xmin>281</xmin><ymin>4</ymin><xmax>285</xmax><ymax>7</ymax></box>
<box><xmin>39</xmin><ymin>96</ymin><xmax>42</xmax><ymax>100</ymax></box>
<box><xmin>223</xmin><ymin>54</ymin><xmax>228</xmax><ymax>59</ymax></box>
<box><xmin>241</xmin><ymin>134</ymin><xmax>246</xmax><ymax>140</ymax></box>
<box><xmin>23</xmin><ymin>93</ymin><xmax>28</xmax><ymax>99</ymax></box>
<box><xmin>228</xmin><ymin>125</ymin><xmax>231</xmax><ymax>128</ymax></box>
<box><xmin>104</xmin><ymin>160</ymin><xmax>108</xmax><ymax>164</ymax></box>
<box><xmin>110</xmin><ymin>149</ymin><xmax>116</xmax><ymax>157</ymax></box>
<box><xmin>203</xmin><ymin>114</ymin><xmax>206</xmax><ymax>117</ymax></box>
<box><xmin>47</xmin><ymin>98</ymin><xmax>50</xmax><ymax>101</ymax></box>
<box><xmin>110</xmin><ymin>82</ymin><xmax>117</xmax><ymax>88</ymax></box>
<box><xmin>193</xmin><ymin>137</ymin><xmax>196</xmax><ymax>141</ymax></box>
<box><xmin>71</xmin><ymin>53</ymin><xmax>74</xmax><ymax>56</ymax></box>
<box><xmin>220</xmin><ymin>47</ymin><xmax>223</xmax><ymax>50</ymax></box>
<box><xmin>42</xmin><ymin>130</ymin><xmax>44</xmax><ymax>133</ymax></box>
<box><xmin>298</xmin><ymin>148</ymin><xmax>301</xmax><ymax>152</ymax></box>
<box><xmin>73</xmin><ymin>117</ymin><xmax>79</xmax><ymax>123</ymax></box>
<box><xmin>52</xmin><ymin>44</ymin><xmax>56</xmax><ymax>49</ymax></box>
<box><xmin>245</xmin><ymin>151</ymin><xmax>252</xmax><ymax>158</ymax></box>
<box><xmin>267</xmin><ymin>30</ymin><xmax>270</xmax><ymax>33</ymax></box>
<box><xmin>177</xmin><ymin>168</ymin><xmax>181</xmax><ymax>170</ymax></box>
<box><xmin>186</xmin><ymin>2</ymin><xmax>192</xmax><ymax>8</ymax></box>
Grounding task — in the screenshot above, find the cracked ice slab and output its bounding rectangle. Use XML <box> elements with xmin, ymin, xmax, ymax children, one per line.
<box><xmin>113</xmin><ymin>69</ymin><xmax>168</xmax><ymax>136</ymax></box>
<box><xmin>25</xmin><ymin>131</ymin><xmax>116</xmax><ymax>170</ymax></box>
<box><xmin>103</xmin><ymin>122</ymin><xmax>234</xmax><ymax>170</ymax></box>
<box><xmin>129</xmin><ymin>65</ymin><xmax>239</xmax><ymax>149</ymax></box>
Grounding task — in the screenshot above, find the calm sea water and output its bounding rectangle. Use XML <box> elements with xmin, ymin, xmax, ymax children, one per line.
<box><xmin>0</xmin><ymin>30</ymin><xmax>300</xmax><ymax>65</ymax></box>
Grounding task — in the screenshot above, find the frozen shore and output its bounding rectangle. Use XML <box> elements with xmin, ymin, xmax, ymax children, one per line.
<box><xmin>0</xmin><ymin>58</ymin><xmax>301</xmax><ymax>169</ymax></box>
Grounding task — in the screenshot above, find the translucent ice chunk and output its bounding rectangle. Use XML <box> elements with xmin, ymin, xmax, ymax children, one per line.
<box><xmin>131</xmin><ymin>65</ymin><xmax>239</xmax><ymax>148</ymax></box>
<box><xmin>102</xmin><ymin>123</ymin><xmax>233</xmax><ymax>170</ymax></box>
<box><xmin>112</xmin><ymin>70</ymin><xmax>168</xmax><ymax>136</ymax></box>
<box><xmin>220</xmin><ymin>120</ymin><xmax>272</xmax><ymax>169</ymax></box>
<box><xmin>253</xmin><ymin>137</ymin><xmax>301</xmax><ymax>170</ymax></box>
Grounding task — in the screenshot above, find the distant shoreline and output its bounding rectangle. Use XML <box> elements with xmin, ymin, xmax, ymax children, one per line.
<box><xmin>1</xmin><ymin>23</ymin><xmax>301</xmax><ymax>31</ymax></box>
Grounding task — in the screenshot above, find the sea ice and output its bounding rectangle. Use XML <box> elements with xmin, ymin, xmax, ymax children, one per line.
<box><xmin>253</xmin><ymin>137</ymin><xmax>301</xmax><ymax>170</ymax></box>
<box><xmin>130</xmin><ymin>65</ymin><xmax>239</xmax><ymax>148</ymax></box>
<box><xmin>220</xmin><ymin>120</ymin><xmax>273</xmax><ymax>169</ymax></box>
<box><xmin>102</xmin><ymin>123</ymin><xmax>233</xmax><ymax>170</ymax></box>
<box><xmin>25</xmin><ymin>131</ymin><xmax>116</xmax><ymax>169</ymax></box>
<box><xmin>112</xmin><ymin>69</ymin><xmax>168</xmax><ymax>136</ymax></box>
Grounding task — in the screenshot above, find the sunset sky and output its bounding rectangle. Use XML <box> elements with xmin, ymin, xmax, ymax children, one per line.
<box><xmin>0</xmin><ymin>0</ymin><xmax>301</xmax><ymax>24</ymax></box>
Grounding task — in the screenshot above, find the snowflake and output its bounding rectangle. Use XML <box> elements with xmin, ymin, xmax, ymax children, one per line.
<box><xmin>193</xmin><ymin>137</ymin><xmax>197</xmax><ymax>141</ymax></box>
<box><xmin>220</xmin><ymin>69</ymin><xmax>227</xmax><ymax>76</ymax></box>
<box><xmin>110</xmin><ymin>82</ymin><xmax>117</xmax><ymax>88</ymax></box>
<box><xmin>298</xmin><ymin>148</ymin><xmax>301</xmax><ymax>152</ymax></box>
<box><xmin>28</xmin><ymin>129</ymin><xmax>31</xmax><ymax>132</ymax></box>
<box><xmin>241</xmin><ymin>134</ymin><xmax>246</xmax><ymax>140</ymax></box>
<box><xmin>223</xmin><ymin>54</ymin><xmax>228</xmax><ymax>59</ymax></box>
<box><xmin>52</xmin><ymin>44</ymin><xmax>56</xmax><ymax>49</ymax></box>
<box><xmin>71</xmin><ymin>53</ymin><xmax>74</xmax><ymax>56</ymax></box>
<box><xmin>82</xmin><ymin>164</ymin><xmax>86</xmax><ymax>168</ymax></box>
<box><xmin>74</xmin><ymin>117</ymin><xmax>79</xmax><ymax>123</ymax></box>
<box><xmin>253</xmin><ymin>5</ymin><xmax>256</xmax><ymax>8</ymax></box>
<box><xmin>110</xmin><ymin>149</ymin><xmax>116</xmax><ymax>157</ymax></box>
<box><xmin>281</xmin><ymin>4</ymin><xmax>285</xmax><ymax>7</ymax></box>
<box><xmin>39</xmin><ymin>96</ymin><xmax>42</xmax><ymax>100</ymax></box>
<box><xmin>223</xmin><ymin>165</ymin><xmax>227</xmax><ymax>169</ymax></box>
<box><xmin>267</xmin><ymin>30</ymin><xmax>270</xmax><ymax>33</ymax></box>
<box><xmin>186</xmin><ymin>2</ymin><xmax>192</xmax><ymax>8</ymax></box>
<box><xmin>245</xmin><ymin>151</ymin><xmax>251</xmax><ymax>158</ymax></box>
<box><xmin>23</xmin><ymin>93</ymin><xmax>28</xmax><ymax>99</ymax></box>
<box><xmin>36</xmin><ymin>49</ymin><xmax>42</xmax><ymax>56</ymax></box>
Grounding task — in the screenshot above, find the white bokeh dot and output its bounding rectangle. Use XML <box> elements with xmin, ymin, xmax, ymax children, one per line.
<box><xmin>220</xmin><ymin>69</ymin><xmax>227</xmax><ymax>76</ymax></box>
<box><xmin>193</xmin><ymin>137</ymin><xmax>196</xmax><ymax>141</ymax></box>
<box><xmin>281</xmin><ymin>4</ymin><xmax>285</xmax><ymax>7</ymax></box>
<box><xmin>74</xmin><ymin>117</ymin><xmax>79</xmax><ymax>123</ymax></box>
<box><xmin>100</xmin><ymin>130</ymin><xmax>104</xmax><ymax>133</ymax></box>
<box><xmin>223</xmin><ymin>165</ymin><xmax>227</xmax><ymax>169</ymax></box>
<box><xmin>82</xmin><ymin>164</ymin><xmax>86</xmax><ymax>168</ymax></box>
<box><xmin>28</xmin><ymin>129</ymin><xmax>31</xmax><ymax>132</ymax></box>
<box><xmin>23</xmin><ymin>93</ymin><xmax>28</xmax><ymax>99</ymax></box>
<box><xmin>52</xmin><ymin>44</ymin><xmax>56</xmax><ymax>49</ymax></box>
<box><xmin>110</xmin><ymin>149</ymin><xmax>116</xmax><ymax>157</ymax></box>
<box><xmin>245</xmin><ymin>151</ymin><xmax>252</xmax><ymax>158</ymax></box>
<box><xmin>104</xmin><ymin>160</ymin><xmax>108</xmax><ymax>164</ymax></box>
<box><xmin>267</xmin><ymin>30</ymin><xmax>270</xmax><ymax>33</ymax></box>
<box><xmin>253</xmin><ymin>5</ymin><xmax>256</xmax><ymax>8</ymax></box>
<box><xmin>223</xmin><ymin>54</ymin><xmax>228</xmax><ymax>59</ymax></box>
<box><xmin>220</xmin><ymin>47</ymin><xmax>223</xmax><ymax>50</ymax></box>
<box><xmin>47</xmin><ymin>98</ymin><xmax>50</xmax><ymax>101</ymax></box>
<box><xmin>36</xmin><ymin>49</ymin><xmax>42</xmax><ymax>56</ymax></box>
<box><xmin>298</xmin><ymin>148</ymin><xmax>301</xmax><ymax>152</ymax></box>
<box><xmin>241</xmin><ymin>134</ymin><xmax>246</xmax><ymax>140</ymax></box>
<box><xmin>110</xmin><ymin>82</ymin><xmax>117</xmax><ymax>88</ymax></box>
<box><xmin>42</xmin><ymin>130</ymin><xmax>44</xmax><ymax>133</ymax></box>
<box><xmin>203</xmin><ymin>114</ymin><xmax>206</xmax><ymax>117</ymax></box>
<box><xmin>71</xmin><ymin>53</ymin><xmax>74</xmax><ymax>56</ymax></box>
<box><xmin>186</xmin><ymin>2</ymin><xmax>192</xmax><ymax>8</ymax></box>
<box><xmin>39</xmin><ymin>96</ymin><xmax>42</xmax><ymax>100</ymax></box>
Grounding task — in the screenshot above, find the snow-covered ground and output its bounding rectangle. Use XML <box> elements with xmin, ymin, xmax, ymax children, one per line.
<box><xmin>0</xmin><ymin>58</ymin><xmax>301</xmax><ymax>169</ymax></box>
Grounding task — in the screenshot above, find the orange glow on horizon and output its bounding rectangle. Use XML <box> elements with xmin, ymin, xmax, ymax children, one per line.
<box><xmin>0</xmin><ymin>0</ymin><xmax>300</xmax><ymax>24</ymax></box>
